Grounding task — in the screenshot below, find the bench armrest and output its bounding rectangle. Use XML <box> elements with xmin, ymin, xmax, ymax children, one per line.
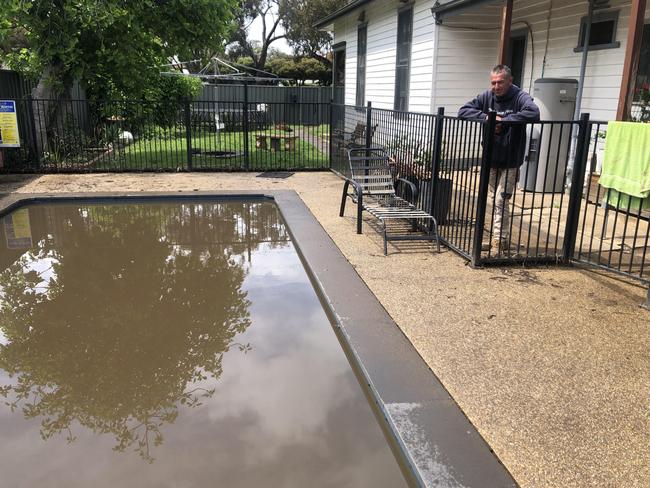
<box><xmin>396</xmin><ymin>177</ymin><xmax>418</xmax><ymax>203</ymax></box>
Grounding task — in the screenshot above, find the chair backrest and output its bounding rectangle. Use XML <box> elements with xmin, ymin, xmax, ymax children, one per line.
<box><xmin>349</xmin><ymin>123</ymin><xmax>365</xmax><ymax>143</ymax></box>
<box><xmin>347</xmin><ymin>147</ymin><xmax>395</xmax><ymax>196</ymax></box>
<box><xmin>351</xmin><ymin>123</ymin><xmax>378</xmax><ymax>143</ymax></box>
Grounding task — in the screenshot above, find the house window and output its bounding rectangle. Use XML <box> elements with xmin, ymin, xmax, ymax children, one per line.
<box><xmin>394</xmin><ymin>7</ymin><xmax>413</xmax><ymax>112</ymax></box>
<box><xmin>356</xmin><ymin>24</ymin><xmax>367</xmax><ymax>107</ymax></box>
<box><xmin>332</xmin><ymin>42</ymin><xmax>346</xmax><ymax>105</ymax></box>
<box><xmin>574</xmin><ymin>11</ymin><xmax>620</xmax><ymax>52</ymax></box>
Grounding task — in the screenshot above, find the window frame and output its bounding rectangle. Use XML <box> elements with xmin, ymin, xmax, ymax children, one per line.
<box><xmin>393</xmin><ymin>5</ymin><xmax>413</xmax><ymax>113</ymax></box>
<box><xmin>574</xmin><ymin>10</ymin><xmax>621</xmax><ymax>52</ymax></box>
<box><xmin>356</xmin><ymin>23</ymin><xmax>368</xmax><ymax>108</ymax></box>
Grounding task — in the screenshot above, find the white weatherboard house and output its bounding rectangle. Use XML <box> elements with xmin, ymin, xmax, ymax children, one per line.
<box><xmin>316</xmin><ymin>0</ymin><xmax>650</xmax><ymax>122</ymax></box>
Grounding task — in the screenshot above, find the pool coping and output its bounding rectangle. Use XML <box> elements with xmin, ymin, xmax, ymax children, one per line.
<box><xmin>0</xmin><ymin>190</ymin><xmax>518</xmax><ymax>488</ymax></box>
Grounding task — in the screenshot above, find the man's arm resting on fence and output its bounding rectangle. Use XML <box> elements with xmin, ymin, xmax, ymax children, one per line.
<box><xmin>458</xmin><ymin>92</ymin><xmax>489</xmax><ymax>120</ymax></box>
<box><xmin>501</xmin><ymin>92</ymin><xmax>540</xmax><ymax>123</ymax></box>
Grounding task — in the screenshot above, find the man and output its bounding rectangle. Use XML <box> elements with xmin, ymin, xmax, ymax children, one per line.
<box><xmin>458</xmin><ymin>65</ymin><xmax>540</xmax><ymax>252</ymax></box>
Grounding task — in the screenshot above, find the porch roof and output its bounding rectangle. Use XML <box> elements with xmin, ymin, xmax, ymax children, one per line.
<box><xmin>431</xmin><ymin>0</ymin><xmax>498</xmax><ymax>23</ymax></box>
<box><xmin>314</xmin><ymin>0</ymin><xmax>375</xmax><ymax>29</ymax></box>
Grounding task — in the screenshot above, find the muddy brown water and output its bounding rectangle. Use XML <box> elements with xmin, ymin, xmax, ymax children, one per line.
<box><xmin>0</xmin><ymin>200</ymin><xmax>408</xmax><ymax>488</ymax></box>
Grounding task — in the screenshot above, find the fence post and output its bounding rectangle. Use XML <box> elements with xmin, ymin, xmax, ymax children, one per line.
<box><xmin>365</xmin><ymin>101</ymin><xmax>372</xmax><ymax>149</ymax></box>
<box><xmin>563</xmin><ymin>113</ymin><xmax>591</xmax><ymax>262</ymax></box>
<box><xmin>27</xmin><ymin>96</ymin><xmax>39</xmax><ymax>163</ymax></box>
<box><xmin>429</xmin><ymin>107</ymin><xmax>445</xmax><ymax>220</ymax></box>
<box><xmin>243</xmin><ymin>81</ymin><xmax>250</xmax><ymax>170</ymax></box>
<box><xmin>329</xmin><ymin>99</ymin><xmax>334</xmax><ymax>169</ymax></box>
<box><xmin>471</xmin><ymin>111</ymin><xmax>497</xmax><ymax>267</ymax></box>
<box><xmin>184</xmin><ymin>98</ymin><xmax>192</xmax><ymax>170</ymax></box>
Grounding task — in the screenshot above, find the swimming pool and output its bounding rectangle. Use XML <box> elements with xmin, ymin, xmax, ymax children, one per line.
<box><xmin>0</xmin><ymin>197</ymin><xmax>411</xmax><ymax>487</ymax></box>
<box><xmin>0</xmin><ymin>191</ymin><xmax>519</xmax><ymax>488</ymax></box>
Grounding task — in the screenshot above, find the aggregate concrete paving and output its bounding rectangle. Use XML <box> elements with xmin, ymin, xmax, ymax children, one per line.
<box><xmin>1</xmin><ymin>171</ymin><xmax>648</xmax><ymax>488</ymax></box>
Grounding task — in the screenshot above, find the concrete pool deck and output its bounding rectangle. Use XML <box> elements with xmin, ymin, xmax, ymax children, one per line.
<box><xmin>0</xmin><ymin>171</ymin><xmax>648</xmax><ymax>488</ymax></box>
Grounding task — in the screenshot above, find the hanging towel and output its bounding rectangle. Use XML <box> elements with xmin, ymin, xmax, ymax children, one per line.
<box><xmin>599</xmin><ymin>121</ymin><xmax>650</xmax><ymax>210</ymax></box>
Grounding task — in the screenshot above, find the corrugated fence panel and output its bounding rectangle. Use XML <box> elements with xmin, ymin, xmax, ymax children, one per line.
<box><xmin>0</xmin><ymin>70</ymin><xmax>36</xmax><ymax>99</ymax></box>
<box><xmin>198</xmin><ymin>85</ymin><xmax>332</xmax><ymax>125</ymax></box>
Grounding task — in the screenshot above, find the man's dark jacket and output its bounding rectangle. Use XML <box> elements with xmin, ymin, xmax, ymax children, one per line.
<box><xmin>458</xmin><ymin>85</ymin><xmax>540</xmax><ymax>169</ymax></box>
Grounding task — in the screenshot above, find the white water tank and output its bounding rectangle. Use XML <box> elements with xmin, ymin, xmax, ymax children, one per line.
<box><xmin>519</xmin><ymin>78</ymin><xmax>578</xmax><ymax>193</ymax></box>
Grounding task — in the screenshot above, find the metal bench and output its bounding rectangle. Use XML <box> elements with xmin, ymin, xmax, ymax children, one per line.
<box><xmin>340</xmin><ymin>147</ymin><xmax>440</xmax><ymax>255</ymax></box>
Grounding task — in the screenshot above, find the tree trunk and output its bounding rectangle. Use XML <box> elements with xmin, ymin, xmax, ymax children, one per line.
<box><xmin>30</xmin><ymin>65</ymin><xmax>68</xmax><ymax>160</ymax></box>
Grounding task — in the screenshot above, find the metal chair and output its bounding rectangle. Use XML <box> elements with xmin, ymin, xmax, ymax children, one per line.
<box><xmin>339</xmin><ymin>146</ymin><xmax>440</xmax><ymax>255</ymax></box>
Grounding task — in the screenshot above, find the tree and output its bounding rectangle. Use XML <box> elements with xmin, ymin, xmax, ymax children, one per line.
<box><xmin>225</xmin><ymin>0</ymin><xmax>345</xmax><ymax>72</ymax></box>
<box><xmin>1</xmin><ymin>0</ymin><xmax>236</xmax><ymax>100</ymax></box>
<box><xmin>265</xmin><ymin>54</ymin><xmax>331</xmax><ymax>85</ymax></box>
<box><xmin>281</xmin><ymin>0</ymin><xmax>346</xmax><ymax>66</ymax></box>
<box><xmin>0</xmin><ymin>0</ymin><xmax>237</xmax><ymax>154</ymax></box>
<box><xmin>227</xmin><ymin>0</ymin><xmax>286</xmax><ymax>71</ymax></box>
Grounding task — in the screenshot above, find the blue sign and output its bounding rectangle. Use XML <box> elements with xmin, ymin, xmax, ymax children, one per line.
<box><xmin>0</xmin><ymin>101</ymin><xmax>16</xmax><ymax>112</ymax></box>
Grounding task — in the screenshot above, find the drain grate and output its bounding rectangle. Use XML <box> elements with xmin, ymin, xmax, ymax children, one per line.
<box><xmin>256</xmin><ymin>171</ymin><xmax>294</xmax><ymax>179</ymax></box>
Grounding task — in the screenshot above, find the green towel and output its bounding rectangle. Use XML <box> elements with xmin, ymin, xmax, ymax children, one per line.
<box><xmin>603</xmin><ymin>188</ymin><xmax>650</xmax><ymax>211</ymax></box>
<box><xmin>599</xmin><ymin>121</ymin><xmax>650</xmax><ymax>209</ymax></box>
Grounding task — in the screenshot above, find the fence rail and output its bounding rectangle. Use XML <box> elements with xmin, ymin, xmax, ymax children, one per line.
<box><xmin>1</xmin><ymin>97</ymin><xmax>330</xmax><ymax>173</ymax></box>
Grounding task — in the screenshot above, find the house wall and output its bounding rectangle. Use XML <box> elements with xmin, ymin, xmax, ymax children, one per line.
<box><xmin>434</xmin><ymin>0</ymin><xmax>650</xmax><ymax>121</ymax></box>
<box><xmin>330</xmin><ymin>0</ymin><xmax>650</xmax><ymax>121</ymax></box>
<box><xmin>432</xmin><ymin>3</ymin><xmax>502</xmax><ymax>114</ymax></box>
<box><xmin>332</xmin><ymin>0</ymin><xmax>435</xmax><ymax>112</ymax></box>
<box><xmin>515</xmin><ymin>0</ymin><xmax>650</xmax><ymax>121</ymax></box>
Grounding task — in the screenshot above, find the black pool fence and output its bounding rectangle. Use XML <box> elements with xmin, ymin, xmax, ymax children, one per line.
<box><xmin>2</xmin><ymin>96</ymin><xmax>331</xmax><ymax>172</ymax></box>
<box><xmin>0</xmin><ymin>94</ymin><xmax>647</xmax><ymax>292</ymax></box>
<box><xmin>332</xmin><ymin>103</ymin><xmax>648</xmax><ymax>290</ymax></box>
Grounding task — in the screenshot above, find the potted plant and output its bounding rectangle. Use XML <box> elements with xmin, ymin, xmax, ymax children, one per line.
<box><xmin>633</xmin><ymin>82</ymin><xmax>650</xmax><ymax>122</ymax></box>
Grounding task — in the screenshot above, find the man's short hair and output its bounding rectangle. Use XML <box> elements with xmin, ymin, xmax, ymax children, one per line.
<box><xmin>492</xmin><ymin>65</ymin><xmax>512</xmax><ymax>78</ymax></box>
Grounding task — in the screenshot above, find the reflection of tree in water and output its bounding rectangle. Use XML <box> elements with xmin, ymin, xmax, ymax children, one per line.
<box><xmin>0</xmin><ymin>201</ymin><xmax>285</xmax><ymax>462</ymax></box>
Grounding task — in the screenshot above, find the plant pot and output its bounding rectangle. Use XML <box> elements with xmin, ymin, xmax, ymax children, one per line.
<box><xmin>418</xmin><ymin>178</ymin><xmax>452</xmax><ymax>225</ymax></box>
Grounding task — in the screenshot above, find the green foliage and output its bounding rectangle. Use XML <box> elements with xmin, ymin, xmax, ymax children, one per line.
<box><xmin>45</xmin><ymin>113</ymin><xmax>85</xmax><ymax>163</ymax></box>
<box><xmin>265</xmin><ymin>54</ymin><xmax>330</xmax><ymax>85</ymax></box>
<box><xmin>386</xmin><ymin>134</ymin><xmax>439</xmax><ymax>177</ymax></box>
<box><xmin>0</xmin><ymin>0</ymin><xmax>236</xmax><ymax>100</ymax></box>
<box><xmin>98</xmin><ymin>74</ymin><xmax>204</xmax><ymax>133</ymax></box>
<box><xmin>280</xmin><ymin>0</ymin><xmax>347</xmax><ymax>62</ymax></box>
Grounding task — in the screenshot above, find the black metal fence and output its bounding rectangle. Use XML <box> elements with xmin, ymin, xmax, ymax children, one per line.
<box><xmin>2</xmin><ymin>93</ymin><xmax>648</xmax><ymax>287</ymax></box>
<box><xmin>1</xmin><ymin>96</ymin><xmax>330</xmax><ymax>172</ymax></box>
<box><xmin>576</xmin><ymin>120</ymin><xmax>649</xmax><ymax>284</ymax></box>
<box><xmin>332</xmin><ymin>103</ymin><xmax>649</xmax><ymax>287</ymax></box>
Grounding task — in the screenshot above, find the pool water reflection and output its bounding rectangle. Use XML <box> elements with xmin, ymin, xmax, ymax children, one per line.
<box><xmin>0</xmin><ymin>200</ymin><xmax>408</xmax><ymax>487</ymax></box>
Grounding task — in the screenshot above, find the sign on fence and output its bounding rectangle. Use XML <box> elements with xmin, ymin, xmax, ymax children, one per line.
<box><xmin>0</xmin><ymin>100</ymin><xmax>20</xmax><ymax>147</ymax></box>
<box><xmin>3</xmin><ymin>208</ymin><xmax>32</xmax><ymax>249</ymax></box>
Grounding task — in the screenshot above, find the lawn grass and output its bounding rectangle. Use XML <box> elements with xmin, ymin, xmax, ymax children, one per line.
<box><xmin>91</xmin><ymin>128</ymin><xmax>329</xmax><ymax>171</ymax></box>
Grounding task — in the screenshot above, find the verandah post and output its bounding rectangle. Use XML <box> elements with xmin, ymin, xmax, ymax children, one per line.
<box><xmin>471</xmin><ymin>111</ymin><xmax>497</xmax><ymax>267</ymax></box>
<box><xmin>563</xmin><ymin>113</ymin><xmax>591</xmax><ymax>262</ymax></box>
